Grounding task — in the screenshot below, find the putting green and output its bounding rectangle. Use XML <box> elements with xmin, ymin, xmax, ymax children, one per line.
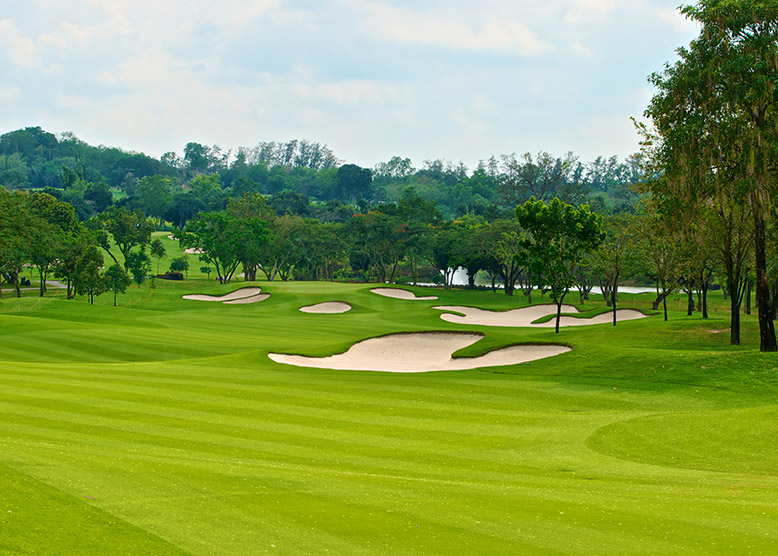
<box><xmin>0</xmin><ymin>280</ymin><xmax>776</xmax><ymax>555</ymax></box>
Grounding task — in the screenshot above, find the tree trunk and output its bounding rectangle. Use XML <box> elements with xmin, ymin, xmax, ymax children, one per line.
<box><xmin>611</xmin><ymin>271</ymin><xmax>619</xmax><ymax>326</ymax></box>
<box><xmin>701</xmin><ymin>282</ymin><xmax>709</xmax><ymax>319</ymax></box>
<box><xmin>686</xmin><ymin>288</ymin><xmax>695</xmax><ymax>316</ymax></box>
<box><xmin>753</xmin><ymin>206</ymin><xmax>777</xmax><ymax>351</ymax></box>
<box><xmin>38</xmin><ymin>268</ymin><xmax>46</xmax><ymax>297</ymax></box>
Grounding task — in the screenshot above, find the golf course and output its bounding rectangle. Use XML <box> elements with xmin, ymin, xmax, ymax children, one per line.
<box><xmin>1</xmin><ymin>266</ymin><xmax>777</xmax><ymax>555</ymax></box>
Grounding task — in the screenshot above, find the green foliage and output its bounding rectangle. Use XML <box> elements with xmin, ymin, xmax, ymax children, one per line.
<box><xmin>96</xmin><ymin>206</ymin><xmax>153</xmax><ymax>262</ymax></box>
<box><xmin>169</xmin><ymin>256</ymin><xmax>189</xmax><ymax>275</ymax></box>
<box><xmin>103</xmin><ymin>263</ymin><xmax>131</xmax><ymax>306</ymax></box>
<box><xmin>645</xmin><ymin>0</ymin><xmax>778</xmax><ymax>350</ymax></box>
<box><xmin>516</xmin><ymin>197</ymin><xmax>605</xmax><ymax>331</ymax></box>
<box><xmin>124</xmin><ymin>250</ymin><xmax>151</xmax><ymax>287</ymax></box>
<box><xmin>73</xmin><ymin>244</ymin><xmax>105</xmax><ymax>303</ymax></box>
<box><xmin>150</xmin><ymin>237</ymin><xmax>167</xmax><ymax>274</ymax></box>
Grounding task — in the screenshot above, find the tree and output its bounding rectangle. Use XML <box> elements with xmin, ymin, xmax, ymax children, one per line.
<box><xmin>137</xmin><ymin>175</ymin><xmax>173</xmax><ymax>226</ymax></box>
<box><xmin>125</xmin><ymin>250</ymin><xmax>151</xmax><ymax>287</ymax></box>
<box><xmin>634</xmin><ymin>208</ymin><xmax>685</xmax><ymax>322</ymax></box>
<box><xmin>54</xmin><ymin>227</ymin><xmax>93</xmax><ymax>299</ymax></box>
<box><xmin>169</xmin><ymin>256</ymin><xmax>190</xmax><ymax>278</ymax></box>
<box><xmin>84</xmin><ymin>178</ymin><xmax>113</xmax><ymax>213</ymax></box>
<box><xmin>336</xmin><ymin>164</ymin><xmax>372</xmax><ymax>204</ymax></box>
<box><xmin>0</xmin><ymin>190</ymin><xmax>33</xmax><ymax>298</ymax></box>
<box><xmin>591</xmin><ymin>214</ymin><xmax>638</xmax><ymax>325</ymax></box>
<box><xmin>165</xmin><ymin>194</ymin><xmax>206</xmax><ymax>229</ymax></box>
<box><xmin>96</xmin><ymin>206</ymin><xmax>153</xmax><ymax>263</ymax></box>
<box><xmin>644</xmin><ymin>0</ymin><xmax>778</xmax><ymax>351</ymax></box>
<box><xmin>499</xmin><ymin>152</ymin><xmax>589</xmax><ymax>207</ymax></box>
<box><xmin>516</xmin><ymin>197</ymin><xmax>605</xmax><ymax>333</ymax></box>
<box><xmin>28</xmin><ymin>192</ymin><xmax>78</xmax><ymax>296</ymax></box>
<box><xmin>150</xmin><ymin>238</ymin><xmax>167</xmax><ymax>274</ymax></box>
<box><xmin>74</xmin><ymin>245</ymin><xmax>105</xmax><ymax>304</ymax></box>
<box><xmin>103</xmin><ymin>263</ymin><xmax>131</xmax><ymax>306</ymax></box>
<box><xmin>179</xmin><ymin>212</ymin><xmax>242</xmax><ymax>284</ymax></box>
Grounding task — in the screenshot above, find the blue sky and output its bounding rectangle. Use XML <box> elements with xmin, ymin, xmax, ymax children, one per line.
<box><xmin>0</xmin><ymin>1</ymin><xmax>698</xmax><ymax>170</ymax></box>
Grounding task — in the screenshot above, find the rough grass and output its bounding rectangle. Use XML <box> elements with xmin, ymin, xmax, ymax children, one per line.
<box><xmin>1</xmin><ymin>280</ymin><xmax>777</xmax><ymax>555</ymax></box>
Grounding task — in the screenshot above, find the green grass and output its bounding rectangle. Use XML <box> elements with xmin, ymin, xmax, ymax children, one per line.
<box><xmin>1</xmin><ymin>281</ymin><xmax>777</xmax><ymax>554</ymax></box>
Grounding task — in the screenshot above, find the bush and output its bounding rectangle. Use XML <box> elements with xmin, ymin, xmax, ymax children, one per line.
<box><xmin>159</xmin><ymin>271</ymin><xmax>184</xmax><ymax>280</ymax></box>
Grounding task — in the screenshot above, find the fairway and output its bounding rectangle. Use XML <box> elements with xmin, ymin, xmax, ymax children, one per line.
<box><xmin>1</xmin><ymin>281</ymin><xmax>777</xmax><ymax>555</ymax></box>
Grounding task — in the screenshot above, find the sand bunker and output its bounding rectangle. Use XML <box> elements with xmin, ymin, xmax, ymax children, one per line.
<box><xmin>370</xmin><ymin>288</ymin><xmax>438</xmax><ymax>301</ymax></box>
<box><xmin>184</xmin><ymin>247</ymin><xmax>203</xmax><ymax>254</ymax></box>
<box><xmin>223</xmin><ymin>293</ymin><xmax>270</xmax><ymax>304</ymax></box>
<box><xmin>268</xmin><ymin>332</ymin><xmax>570</xmax><ymax>373</ymax></box>
<box><xmin>183</xmin><ymin>287</ymin><xmax>264</xmax><ymax>302</ymax></box>
<box><xmin>434</xmin><ymin>304</ymin><xmax>647</xmax><ymax>328</ymax></box>
<box><xmin>300</xmin><ymin>302</ymin><xmax>352</xmax><ymax>314</ymax></box>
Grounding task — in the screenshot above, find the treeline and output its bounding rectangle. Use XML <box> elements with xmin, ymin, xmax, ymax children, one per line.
<box><xmin>0</xmin><ymin>126</ymin><xmax>641</xmax><ymax>221</ymax></box>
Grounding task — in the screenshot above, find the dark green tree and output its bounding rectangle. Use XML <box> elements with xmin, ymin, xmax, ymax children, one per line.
<box><xmin>125</xmin><ymin>250</ymin><xmax>151</xmax><ymax>287</ymax></box>
<box><xmin>644</xmin><ymin>0</ymin><xmax>778</xmax><ymax>351</ymax></box>
<box><xmin>150</xmin><ymin>237</ymin><xmax>167</xmax><ymax>274</ymax></box>
<box><xmin>336</xmin><ymin>164</ymin><xmax>372</xmax><ymax>204</ymax></box>
<box><xmin>74</xmin><ymin>245</ymin><xmax>105</xmax><ymax>304</ymax></box>
<box><xmin>104</xmin><ymin>263</ymin><xmax>131</xmax><ymax>306</ymax></box>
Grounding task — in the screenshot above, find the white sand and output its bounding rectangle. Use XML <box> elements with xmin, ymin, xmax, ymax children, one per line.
<box><xmin>223</xmin><ymin>293</ymin><xmax>270</xmax><ymax>304</ymax></box>
<box><xmin>184</xmin><ymin>247</ymin><xmax>203</xmax><ymax>254</ymax></box>
<box><xmin>370</xmin><ymin>288</ymin><xmax>438</xmax><ymax>301</ymax></box>
<box><xmin>183</xmin><ymin>287</ymin><xmax>263</xmax><ymax>302</ymax></box>
<box><xmin>268</xmin><ymin>332</ymin><xmax>570</xmax><ymax>373</ymax></box>
<box><xmin>434</xmin><ymin>304</ymin><xmax>647</xmax><ymax>327</ymax></box>
<box><xmin>167</xmin><ymin>234</ymin><xmax>177</xmax><ymax>240</ymax></box>
<box><xmin>300</xmin><ymin>302</ymin><xmax>352</xmax><ymax>314</ymax></box>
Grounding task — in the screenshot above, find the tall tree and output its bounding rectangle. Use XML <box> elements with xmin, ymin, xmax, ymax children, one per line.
<box><xmin>645</xmin><ymin>0</ymin><xmax>778</xmax><ymax>351</ymax></box>
<box><xmin>74</xmin><ymin>245</ymin><xmax>105</xmax><ymax>304</ymax></box>
<box><xmin>150</xmin><ymin>238</ymin><xmax>167</xmax><ymax>275</ymax></box>
<box><xmin>104</xmin><ymin>264</ymin><xmax>131</xmax><ymax>306</ymax></box>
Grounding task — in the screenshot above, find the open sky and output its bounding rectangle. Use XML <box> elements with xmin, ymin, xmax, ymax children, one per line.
<box><xmin>0</xmin><ymin>1</ymin><xmax>698</xmax><ymax>170</ymax></box>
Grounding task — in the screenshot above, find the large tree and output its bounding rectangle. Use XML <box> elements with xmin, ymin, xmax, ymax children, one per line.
<box><xmin>645</xmin><ymin>0</ymin><xmax>778</xmax><ymax>351</ymax></box>
<box><xmin>96</xmin><ymin>206</ymin><xmax>153</xmax><ymax>263</ymax></box>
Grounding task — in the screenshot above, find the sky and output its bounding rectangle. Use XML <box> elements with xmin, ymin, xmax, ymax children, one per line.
<box><xmin>0</xmin><ymin>1</ymin><xmax>699</xmax><ymax>170</ymax></box>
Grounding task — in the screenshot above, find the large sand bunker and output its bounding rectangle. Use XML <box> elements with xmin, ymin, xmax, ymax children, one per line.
<box><xmin>183</xmin><ymin>287</ymin><xmax>267</xmax><ymax>303</ymax></box>
<box><xmin>268</xmin><ymin>332</ymin><xmax>570</xmax><ymax>373</ymax></box>
<box><xmin>300</xmin><ymin>302</ymin><xmax>352</xmax><ymax>314</ymax></box>
<box><xmin>434</xmin><ymin>304</ymin><xmax>647</xmax><ymax>327</ymax></box>
<box><xmin>370</xmin><ymin>288</ymin><xmax>438</xmax><ymax>301</ymax></box>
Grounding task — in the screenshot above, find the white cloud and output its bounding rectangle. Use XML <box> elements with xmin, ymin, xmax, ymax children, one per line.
<box><xmin>346</xmin><ymin>1</ymin><xmax>552</xmax><ymax>56</ymax></box>
<box><xmin>0</xmin><ymin>86</ymin><xmax>21</xmax><ymax>103</ymax></box>
<box><xmin>0</xmin><ymin>18</ymin><xmax>43</xmax><ymax>68</ymax></box>
<box><xmin>657</xmin><ymin>7</ymin><xmax>699</xmax><ymax>34</ymax></box>
<box><xmin>564</xmin><ymin>0</ymin><xmax>617</xmax><ymax>24</ymax></box>
<box><xmin>571</xmin><ymin>42</ymin><xmax>592</xmax><ymax>58</ymax></box>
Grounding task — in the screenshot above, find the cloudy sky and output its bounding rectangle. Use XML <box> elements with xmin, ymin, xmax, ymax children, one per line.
<box><xmin>0</xmin><ymin>1</ymin><xmax>698</xmax><ymax>169</ymax></box>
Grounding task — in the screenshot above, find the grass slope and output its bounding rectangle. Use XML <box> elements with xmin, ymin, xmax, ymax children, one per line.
<box><xmin>1</xmin><ymin>281</ymin><xmax>777</xmax><ymax>554</ymax></box>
